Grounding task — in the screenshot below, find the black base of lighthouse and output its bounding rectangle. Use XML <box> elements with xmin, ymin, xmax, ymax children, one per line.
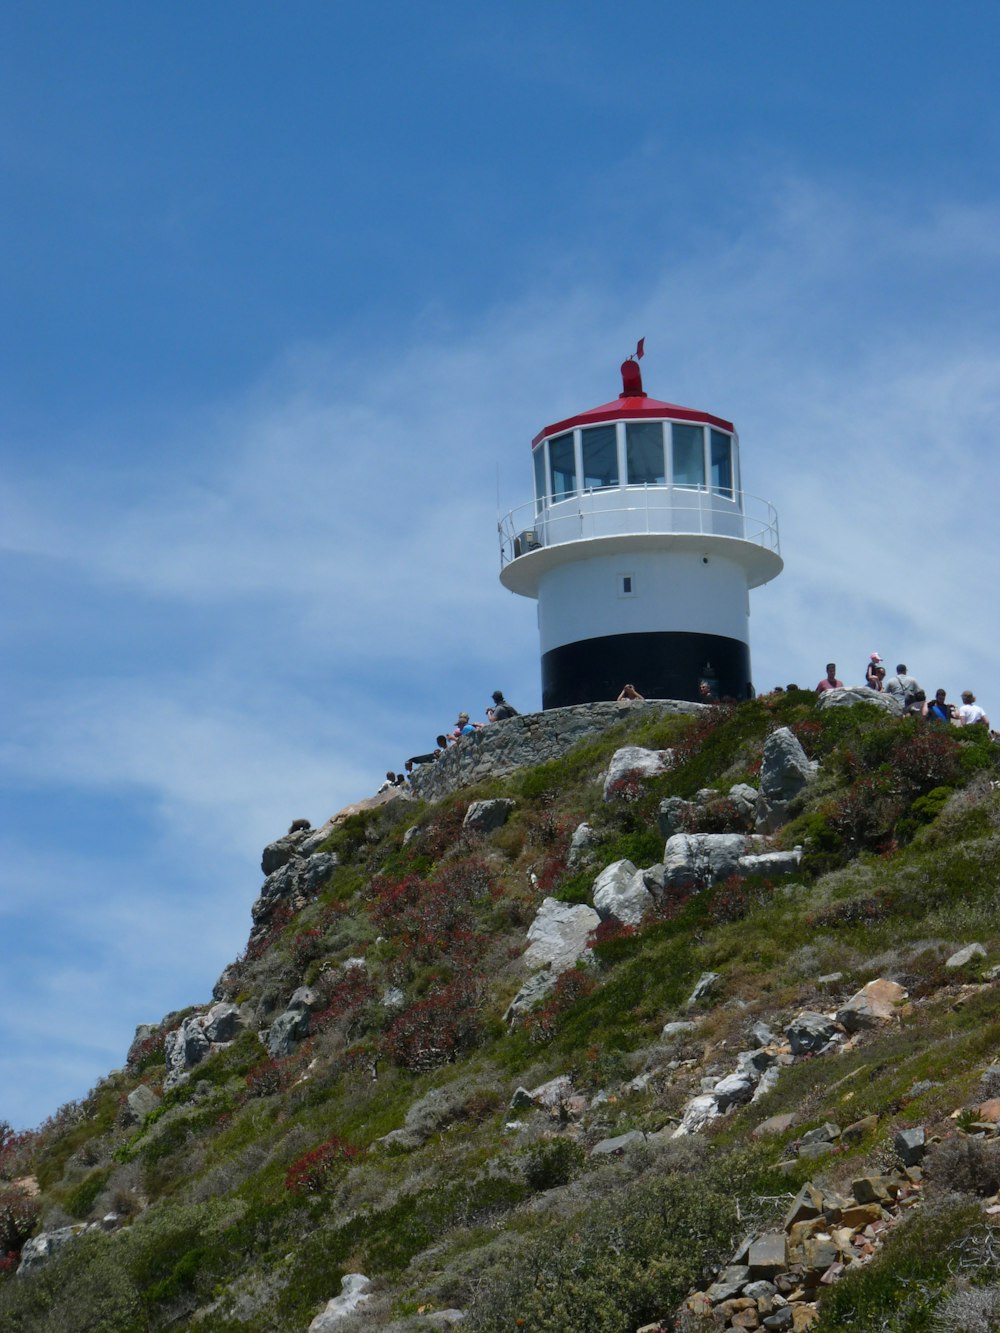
<box><xmin>541</xmin><ymin>631</ymin><xmax>752</xmax><ymax>709</ymax></box>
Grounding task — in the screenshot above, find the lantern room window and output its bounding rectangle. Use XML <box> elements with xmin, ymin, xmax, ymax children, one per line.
<box><xmin>533</xmin><ymin>443</ymin><xmax>547</xmax><ymax>512</ymax></box>
<box><xmin>625</xmin><ymin>421</ymin><xmax>665</xmax><ymax>485</ymax></box>
<box><xmin>711</xmin><ymin>429</ymin><xmax>733</xmax><ymax>497</ymax></box>
<box><xmin>549</xmin><ymin>432</ymin><xmax>576</xmax><ymax>500</ymax></box>
<box><xmin>581</xmin><ymin>424</ymin><xmax>618</xmax><ymax>490</ymax></box>
<box><xmin>672</xmin><ymin>423</ymin><xmax>705</xmax><ymax>487</ymax></box>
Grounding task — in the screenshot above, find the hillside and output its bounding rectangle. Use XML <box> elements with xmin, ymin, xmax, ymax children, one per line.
<box><xmin>3</xmin><ymin>693</ymin><xmax>1000</xmax><ymax>1332</ymax></box>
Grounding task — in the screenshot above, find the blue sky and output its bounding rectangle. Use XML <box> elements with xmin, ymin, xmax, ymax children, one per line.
<box><xmin>3</xmin><ymin>3</ymin><xmax>1000</xmax><ymax>1128</ymax></box>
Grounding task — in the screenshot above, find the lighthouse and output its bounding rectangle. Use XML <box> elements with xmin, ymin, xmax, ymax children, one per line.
<box><xmin>499</xmin><ymin>348</ymin><xmax>782</xmax><ymax>708</ymax></box>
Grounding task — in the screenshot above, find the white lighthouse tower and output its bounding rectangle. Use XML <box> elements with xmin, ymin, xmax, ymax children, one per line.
<box><xmin>499</xmin><ymin>348</ymin><xmax>782</xmax><ymax>708</ymax></box>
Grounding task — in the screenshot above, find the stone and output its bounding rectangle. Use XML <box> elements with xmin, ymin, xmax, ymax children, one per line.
<box><xmin>894</xmin><ymin>1126</ymin><xmax>927</xmax><ymax>1166</ymax></box>
<box><xmin>751</xmin><ymin>1019</ymin><xmax>777</xmax><ymax>1045</ymax></box>
<box><xmin>603</xmin><ymin>745</ymin><xmax>672</xmax><ymax>799</ymax></box>
<box><xmin>261</xmin><ymin>831</ymin><xmax>308</xmax><ymax>876</ymax></box>
<box><xmin>201</xmin><ymin>1001</ymin><xmax>244</xmax><ymax>1043</ymax></box>
<box><xmin>123</xmin><ymin>1084</ymin><xmax>161</xmax><ymax>1125</ymax></box>
<box><xmin>752</xmin><ymin>1066</ymin><xmax>781</xmax><ymax>1101</ymax></box>
<box><xmin>526</xmin><ymin>1075</ymin><xmax>575</xmax><ymax>1112</ymax></box>
<box><xmin>661</xmin><ymin>1020</ymin><xmax>698</xmax><ymax>1041</ymax></box>
<box><xmin>738</xmin><ymin>1048</ymin><xmax>776</xmax><ymax>1076</ymax></box>
<box><xmin>837</xmin><ymin>978</ymin><xmax>907</xmax><ymax>1032</ymax></box>
<box><xmin>978</xmin><ymin>1099</ymin><xmax>1000</xmax><ymax>1123</ymax></box>
<box><xmin>266</xmin><ymin>1007</ymin><xmax>311</xmax><ymax>1058</ymax></box>
<box><xmin>672</xmin><ymin>1093</ymin><xmax>720</xmax><ymax>1137</ymax></box>
<box><xmin>756</xmin><ymin>728</ymin><xmax>818</xmax><ymax>831</ymax></box>
<box><xmin>799</xmin><ymin>1122</ymin><xmax>840</xmax><ymax>1146</ymax></box>
<box><xmin>798</xmin><ymin>1142</ymin><xmax>836</xmax><ymax>1161</ymax></box>
<box><xmin>841</xmin><ymin>1115</ymin><xmax>879</xmax><ymax>1144</ymax></box>
<box><xmin>705</xmin><ymin>1265</ymin><xmax>752</xmax><ymax>1301</ymax></box>
<box><xmin>747</xmin><ymin>1232</ymin><xmax>786</xmax><ymax>1275</ymax></box>
<box><xmin>309</xmin><ymin>1273</ymin><xmax>372</xmax><ymax>1330</ymax></box>
<box><xmin>686</xmin><ymin>971</ymin><xmax>721</xmax><ymax>1008</ymax></box>
<box><xmin>713</xmin><ymin>1070</ymin><xmax>758</xmax><ymax>1111</ymax></box>
<box><xmin>504</xmin><ymin>971</ymin><xmax>557</xmax><ymax>1024</ymax></box>
<box><xmin>753</xmin><ymin>1113</ymin><xmax>796</xmax><ymax>1138</ymax></box>
<box><xmin>567</xmin><ymin>821</ymin><xmax>600</xmax><ymax>867</ymax></box>
<box><xmin>762</xmin><ymin>1310</ymin><xmax>793</xmax><ymax>1331</ymax></box>
<box><xmin>463</xmin><ymin>799</ymin><xmax>515</xmax><ymax>834</ymax></box>
<box><xmin>852</xmin><ymin>1176</ymin><xmax>896</xmax><ymax>1205</ymax></box>
<box><xmin>664</xmin><ymin>833</ymin><xmax>759</xmax><ymax>890</ymax></box>
<box><xmin>732</xmin><ymin>1307</ymin><xmax>761</xmax><ymax>1328</ymax></box>
<box><xmin>785</xmin><ymin>1011</ymin><xmax>841</xmax><ymax>1056</ymax></box>
<box><xmin>17</xmin><ymin>1225</ymin><xmax>85</xmax><ymax>1275</ymax></box>
<box><xmin>641</xmin><ymin>863</ymin><xmax>667</xmax><ymax>897</ymax></box>
<box><xmin>287</xmin><ymin>986</ymin><xmax>323</xmax><ymax>1013</ymax></box>
<box><xmin>814</xmin><ymin>686</ymin><xmax>903</xmax><ymax>715</ymax></box>
<box><xmin>658</xmin><ymin>796</ymin><xmax>693</xmax><ymax>839</ymax></box>
<box><xmin>729</xmin><ymin>782</ymin><xmax>760</xmax><ymax>823</ymax></box>
<box><xmin>945</xmin><ymin>942</ymin><xmax>987</xmax><ymax>969</ymax></box>
<box><xmin>739</xmin><ymin>849</ymin><xmax>804</xmax><ymax>877</ymax></box>
<box><xmin>783</xmin><ymin>1183</ymin><xmax>829</xmax><ymax>1229</ymax></box>
<box><xmin>592</xmin><ymin>860</ymin><xmax>653</xmax><ymax>926</ymax></box>
<box><xmin>839</xmin><ymin>1203</ymin><xmax>886</xmax><ymax>1228</ymax></box>
<box><xmin>744</xmin><ymin>1280</ymin><xmax>778</xmax><ymax>1300</ymax></box>
<box><xmin>791</xmin><ymin>1307</ymin><xmax>820</xmax><ymax>1332</ymax></box>
<box><xmin>590</xmin><ymin>1130</ymin><xmax>646</xmax><ymax>1156</ymax></box>
<box><xmin>524</xmin><ymin>898</ymin><xmax>601</xmax><ymax>974</ymax></box>
<box><xmin>163</xmin><ymin>1015</ymin><xmax>211</xmax><ymax>1090</ymax></box>
<box><xmin>302</xmin><ymin>851</ymin><xmax>339</xmax><ymax>893</ymax></box>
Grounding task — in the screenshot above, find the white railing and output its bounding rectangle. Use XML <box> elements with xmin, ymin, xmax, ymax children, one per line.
<box><xmin>498</xmin><ymin>484</ymin><xmax>780</xmax><ymax>568</ymax></box>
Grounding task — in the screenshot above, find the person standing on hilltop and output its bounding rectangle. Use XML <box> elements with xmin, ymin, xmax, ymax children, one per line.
<box><xmin>885</xmin><ymin>664</ymin><xmax>920</xmax><ymax>707</ymax></box>
<box><xmin>865</xmin><ymin>653</ymin><xmax>883</xmax><ymax>690</ymax></box>
<box><xmin>816</xmin><ymin>663</ymin><xmax>843</xmax><ymax>693</ymax></box>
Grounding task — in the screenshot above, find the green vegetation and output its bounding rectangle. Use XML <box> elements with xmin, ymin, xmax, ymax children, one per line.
<box><xmin>2</xmin><ymin>696</ymin><xmax>1000</xmax><ymax>1330</ymax></box>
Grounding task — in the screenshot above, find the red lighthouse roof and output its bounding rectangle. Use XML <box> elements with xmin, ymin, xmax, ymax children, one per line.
<box><xmin>532</xmin><ymin>352</ymin><xmax>733</xmax><ymax>446</ymax></box>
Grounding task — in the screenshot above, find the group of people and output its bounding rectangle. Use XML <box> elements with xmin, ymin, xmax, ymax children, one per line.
<box><xmin>815</xmin><ymin>656</ymin><xmax>991</xmax><ymax>728</ymax></box>
<box><xmin>378</xmin><ymin>691</ymin><xmax>520</xmax><ymax>789</ymax></box>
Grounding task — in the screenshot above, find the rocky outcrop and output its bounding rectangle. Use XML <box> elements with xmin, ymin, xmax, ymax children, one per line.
<box><xmin>663</xmin><ymin>833</ymin><xmax>766</xmax><ymax>890</ymax></box>
<box><xmin>407</xmin><ymin>701</ymin><xmax>703</xmax><ymax>803</ymax></box>
<box><xmin>163</xmin><ymin>1002</ymin><xmax>246</xmax><ymax>1090</ymax></box>
<box><xmin>463</xmin><ymin>799</ymin><xmax>515</xmax><ymax>834</ymax></box>
<box><xmin>603</xmin><ymin>746</ymin><xmax>673</xmax><ymax>799</ymax></box>
<box><xmin>592</xmin><ymin>859</ymin><xmax>654</xmax><ymax>926</ymax></box>
<box><xmin>815</xmin><ymin>686</ymin><xmax>904</xmax><ymax>715</ymax></box>
<box><xmin>756</xmin><ymin>728</ymin><xmax>818</xmax><ymax>831</ymax></box>
<box><xmin>523</xmin><ymin>898</ymin><xmax>600</xmax><ymax>974</ymax></box>
<box><xmin>309</xmin><ymin>1273</ymin><xmax>372</xmax><ymax>1329</ymax></box>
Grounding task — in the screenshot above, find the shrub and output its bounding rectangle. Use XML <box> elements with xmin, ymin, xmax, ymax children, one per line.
<box><xmin>385</xmin><ymin>975</ymin><xmax>484</xmax><ymax>1072</ymax></box>
<box><xmin>523</xmin><ymin>1137</ymin><xmax>586</xmax><ymax>1191</ymax></box>
<box><xmin>284</xmin><ymin>1136</ymin><xmax>360</xmax><ymax>1195</ymax></box>
<box><xmin>0</xmin><ymin>1185</ymin><xmax>40</xmax><ymax>1259</ymax></box>
<box><xmin>924</xmin><ymin>1136</ymin><xmax>1000</xmax><ymax>1197</ymax></box>
<box><xmin>523</xmin><ymin>968</ymin><xmax>598</xmax><ymax>1044</ymax></box>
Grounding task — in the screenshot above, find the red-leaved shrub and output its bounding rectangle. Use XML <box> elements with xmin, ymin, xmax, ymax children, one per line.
<box><xmin>284</xmin><ymin>1136</ymin><xmax>360</xmax><ymax>1195</ymax></box>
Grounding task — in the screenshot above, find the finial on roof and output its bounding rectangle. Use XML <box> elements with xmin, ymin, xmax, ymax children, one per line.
<box><xmin>620</xmin><ymin>337</ymin><xmax>646</xmax><ymax>397</ymax></box>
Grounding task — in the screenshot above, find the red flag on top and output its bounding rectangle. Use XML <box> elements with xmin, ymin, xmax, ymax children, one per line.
<box><xmin>635</xmin><ymin>337</ymin><xmax>645</xmax><ymax>360</ymax></box>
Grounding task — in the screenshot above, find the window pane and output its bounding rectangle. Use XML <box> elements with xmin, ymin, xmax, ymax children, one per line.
<box><xmin>625</xmin><ymin>422</ymin><xmax>665</xmax><ymax>485</ymax></box>
<box><xmin>549</xmin><ymin>432</ymin><xmax>576</xmax><ymax>499</ymax></box>
<box><xmin>582</xmin><ymin>424</ymin><xmax>618</xmax><ymax>489</ymax></box>
<box><xmin>672</xmin><ymin>423</ymin><xmax>705</xmax><ymax>486</ymax></box>
<box><xmin>711</xmin><ymin>430</ymin><xmax>732</xmax><ymax>495</ymax></box>
<box><xmin>533</xmin><ymin>443</ymin><xmax>547</xmax><ymax>510</ymax></box>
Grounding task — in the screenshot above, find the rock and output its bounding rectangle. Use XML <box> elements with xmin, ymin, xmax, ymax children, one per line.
<box><xmin>672</xmin><ymin>1093</ymin><xmax>721</xmax><ymax>1137</ymax></box>
<box><xmin>752</xmin><ymin>1066</ymin><xmax>781</xmax><ymax>1101</ymax></box>
<box><xmin>592</xmin><ymin>860</ymin><xmax>653</xmax><ymax>926</ymax></box>
<box><xmin>737</xmin><ymin>1048</ymin><xmax>776</xmax><ymax>1077</ymax></box>
<box><xmin>753</xmin><ymin>1113</ymin><xmax>796</xmax><ymax>1138</ymax></box>
<box><xmin>837</xmin><ymin>978</ymin><xmax>907</xmax><ymax>1033</ymax></box>
<box><xmin>799</xmin><ymin>1122</ymin><xmax>841</xmax><ymax>1146</ymax></box>
<box><xmin>748</xmin><ymin>1233</ymin><xmax>786</xmax><ymax>1275</ymax></box>
<box><xmin>798</xmin><ymin>1142</ymin><xmax>836</xmax><ymax>1161</ymax></box>
<box><xmin>590</xmin><ymin>1130</ymin><xmax>647</xmax><ymax>1156</ymax></box>
<box><xmin>852</xmin><ymin>1176</ymin><xmax>896</xmax><ymax>1205</ymax></box>
<box><xmin>509</xmin><ymin>1087</ymin><xmax>534</xmax><ymax>1111</ymax></box>
<box><xmin>661</xmin><ymin>1020</ymin><xmax>698</xmax><ymax>1041</ymax></box>
<box><xmin>706</xmin><ymin>1265</ymin><xmax>752</xmax><ymax>1301</ymax></box>
<box><xmin>978</xmin><ymin>1099</ymin><xmax>1000</xmax><ymax>1123</ymax></box>
<box><xmin>504</xmin><ymin>971</ymin><xmax>557</xmax><ymax>1024</ymax></box>
<box><xmin>261</xmin><ymin>831</ymin><xmax>308</xmax><ymax>876</ymax></box>
<box><xmin>945</xmin><ymin>943</ymin><xmax>987</xmax><ymax>969</ymax></box>
<box><xmin>266</xmin><ymin>1008</ymin><xmax>311</xmax><ymax>1059</ymax></box>
<box><xmin>841</xmin><ymin>1115</ymin><xmax>879</xmax><ymax>1143</ymax></box>
<box><xmin>713</xmin><ymin>1070</ymin><xmax>758</xmax><ymax>1111</ymax></box>
<box><xmin>763</xmin><ymin>1309</ymin><xmax>793</xmax><ymax>1330</ymax></box>
<box><xmin>785</xmin><ymin>1011</ymin><xmax>841</xmax><ymax>1056</ymax></box>
<box><xmin>756</xmin><ymin>728</ymin><xmax>818</xmax><ymax>831</ymax></box>
<box><xmin>603</xmin><ymin>746</ymin><xmax>672</xmax><ymax>799</ymax></box>
<box><xmin>302</xmin><ymin>851</ymin><xmax>339</xmax><ymax>893</ymax></box>
<box><xmin>309</xmin><ymin>1274</ymin><xmax>372</xmax><ymax>1330</ymax></box>
<box><xmin>163</xmin><ymin>1015</ymin><xmax>211</xmax><ymax>1090</ymax></box>
<box><xmin>524</xmin><ymin>898</ymin><xmax>601</xmax><ymax>974</ymax></box>
<box><xmin>524</xmin><ymin>1075</ymin><xmax>576</xmax><ymax>1113</ymax></box>
<box><xmin>729</xmin><ymin>783</ymin><xmax>760</xmax><ymax>823</ymax></box>
<box><xmin>657</xmin><ymin>796</ymin><xmax>693</xmax><ymax>839</ymax></box>
<box><xmin>123</xmin><ymin>1084</ymin><xmax>161</xmax><ymax>1125</ymax></box>
<box><xmin>686</xmin><ymin>971</ymin><xmax>721</xmax><ymax>1008</ymax></box>
<box><xmin>664</xmin><ymin>833</ymin><xmax>760</xmax><ymax>890</ymax></box>
<box><xmin>201</xmin><ymin>1001</ymin><xmax>244</xmax><ymax>1043</ymax></box>
<box><xmin>641</xmin><ymin>863</ymin><xmax>667</xmax><ymax>898</ymax></box>
<box><xmin>817</xmin><ymin>972</ymin><xmax>844</xmax><ymax>988</ymax></box>
<box><xmin>463</xmin><ymin>799</ymin><xmax>515</xmax><ymax>834</ymax></box>
<box><xmin>567</xmin><ymin>821</ymin><xmax>600</xmax><ymax>867</ymax></box>
<box><xmin>287</xmin><ymin>986</ymin><xmax>323</xmax><ymax>1013</ymax></box>
<box><xmin>17</xmin><ymin>1225</ymin><xmax>85</xmax><ymax>1275</ymax></box>
<box><xmin>751</xmin><ymin>1019</ymin><xmax>777</xmax><ymax>1045</ymax></box>
<box><xmin>814</xmin><ymin>687</ymin><xmax>903</xmax><ymax>715</ymax></box>
<box><xmin>894</xmin><ymin>1126</ymin><xmax>927</xmax><ymax>1166</ymax></box>
<box><xmin>738</xmin><ymin>849</ymin><xmax>803</xmax><ymax>877</ymax></box>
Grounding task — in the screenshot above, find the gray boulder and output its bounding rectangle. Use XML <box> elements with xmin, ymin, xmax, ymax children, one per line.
<box><xmin>504</xmin><ymin>971</ymin><xmax>557</xmax><ymax>1024</ymax></box>
<box><xmin>786</xmin><ymin>1010</ymin><xmax>842</xmax><ymax>1055</ymax></box>
<box><xmin>603</xmin><ymin>746</ymin><xmax>672</xmax><ymax>799</ymax></box>
<box><xmin>17</xmin><ymin>1226</ymin><xmax>85</xmax><ymax>1276</ymax></box>
<box><xmin>201</xmin><ymin>1001</ymin><xmax>244</xmax><ymax>1043</ymax></box>
<box><xmin>287</xmin><ymin>986</ymin><xmax>323</xmax><ymax>1013</ymax></box>
<box><xmin>815</xmin><ymin>687</ymin><xmax>903</xmax><ymax>715</ymax></box>
<box><xmin>663</xmin><ymin>833</ymin><xmax>760</xmax><ymax>890</ymax></box>
<box><xmin>738</xmin><ymin>848</ymin><xmax>803</xmax><ymax>877</ymax></box>
<box><xmin>463</xmin><ymin>799</ymin><xmax>515</xmax><ymax>834</ymax></box>
<box><xmin>163</xmin><ymin>1016</ymin><xmax>211</xmax><ymax>1090</ymax></box>
<box><xmin>567</xmin><ymin>821</ymin><xmax>601</xmax><ymax>867</ymax></box>
<box><xmin>686</xmin><ymin>971</ymin><xmax>721</xmax><ymax>1008</ymax></box>
<box><xmin>261</xmin><ymin>831</ymin><xmax>308</xmax><ymax>876</ymax></box>
<box><xmin>661</xmin><ymin>1020</ymin><xmax>698</xmax><ymax>1041</ymax></box>
<box><xmin>756</xmin><ymin>728</ymin><xmax>818</xmax><ymax>831</ymax></box>
<box><xmin>946</xmin><ymin>942</ymin><xmax>987</xmax><ymax>969</ymax></box>
<box><xmin>123</xmin><ymin>1084</ymin><xmax>161</xmax><ymax>1125</ymax></box>
<box><xmin>728</xmin><ymin>783</ymin><xmax>760</xmax><ymax>824</ymax></box>
<box><xmin>309</xmin><ymin>1274</ymin><xmax>372</xmax><ymax>1330</ymax></box>
<box><xmin>266</xmin><ymin>1008</ymin><xmax>311</xmax><ymax>1059</ymax></box>
<box><xmin>592</xmin><ymin>859</ymin><xmax>653</xmax><ymax>926</ymax></box>
<box><xmin>524</xmin><ymin>898</ymin><xmax>600</xmax><ymax>974</ymax></box>
<box><xmin>590</xmin><ymin>1130</ymin><xmax>647</xmax><ymax>1156</ymax></box>
<box><xmin>712</xmin><ymin>1069</ymin><xmax>757</xmax><ymax>1112</ymax></box>
<box><xmin>657</xmin><ymin>796</ymin><xmax>693</xmax><ymax>839</ymax></box>
<box><xmin>302</xmin><ymin>851</ymin><xmax>339</xmax><ymax>893</ymax></box>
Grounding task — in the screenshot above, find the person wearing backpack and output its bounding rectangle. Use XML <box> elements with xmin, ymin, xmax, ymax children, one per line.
<box><xmin>885</xmin><ymin>664</ymin><xmax>921</xmax><ymax>708</ymax></box>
